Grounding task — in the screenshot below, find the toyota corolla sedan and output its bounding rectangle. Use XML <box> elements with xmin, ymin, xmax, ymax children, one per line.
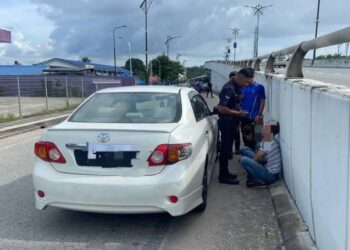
<box><xmin>33</xmin><ymin>86</ymin><xmax>218</xmax><ymax>216</ymax></box>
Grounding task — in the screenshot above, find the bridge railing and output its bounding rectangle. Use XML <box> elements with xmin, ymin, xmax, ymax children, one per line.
<box><xmin>210</xmin><ymin>26</ymin><xmax>350</xmax><ymax>78</ymax></box>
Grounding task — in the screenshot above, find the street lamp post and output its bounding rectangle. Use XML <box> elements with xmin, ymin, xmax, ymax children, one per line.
<box><xmin>165</xmin><ymin>35</ymin><xmax>182</xmax><ymax>58</ymax></box>
<box><xmin>312</xmin><ymin>0</ymin><xmax>321</xmax><ymax>66</ymax></box>
<box><xmin>140</xmin><ymin>0</ymin><xmax>154</xmax><ymax>84</ymax></box>
<box><xmin>155</xmin><ymin>58</ymin><xmax>161</xmax><ymax>81</ymax></box>
<box><xmin>245</xmin><ymin>4</ymin><xmax>272</xmax><ymax>58</ymax></box>
<box><xmin>119</xmin><ymin>37</ymin><xmax>133</xmax><ymax>76</ymax></box>
<box><xmin>113</xmin><ymin>25</ymin><xmax>127</xmax><ymax>77</ymax></box>
<box><xmin>231</xmin><ymin>27</ymin><xmax>240</xmax><ymax>63</ymax></box>
<box><xmin>183</xmin><ymin>59</ymin><xmax>188</xmax><ymax>81</ymax></box>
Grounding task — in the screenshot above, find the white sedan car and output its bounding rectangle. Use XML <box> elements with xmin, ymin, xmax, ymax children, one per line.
<box><xmin>33</xmin><ymin>86</ymin><xmax>218</xmax><ymax>216</ymax></box>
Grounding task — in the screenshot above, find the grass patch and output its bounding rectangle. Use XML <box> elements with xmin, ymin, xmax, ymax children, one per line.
<box><xmin>0</xmin><ymin>113</ymin><xmax>18</xmax><ymax>123</ymax></box>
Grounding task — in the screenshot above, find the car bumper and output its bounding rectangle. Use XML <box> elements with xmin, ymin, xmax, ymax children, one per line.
<box><xmin>32</xmin><ymin>161</ymin><xmax>204</xmax><ymax>216</ymax></box>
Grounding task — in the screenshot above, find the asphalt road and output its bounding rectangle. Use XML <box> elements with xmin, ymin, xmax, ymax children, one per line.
<box><xmin>0</xmin><ymin>96</ymin><xmax>282</xmax><ymax>250</ymax></box>
<box><xmin>274</xmin><ymin>67</ymin><xmax>350</xmax><ymax>87</ymax></box>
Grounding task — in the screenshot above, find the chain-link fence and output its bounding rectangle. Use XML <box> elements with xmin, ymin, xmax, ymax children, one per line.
<box><xmin>0</xmin><ymin>75</ymin><xmax>135</xmax><ymax>121</ymax></box>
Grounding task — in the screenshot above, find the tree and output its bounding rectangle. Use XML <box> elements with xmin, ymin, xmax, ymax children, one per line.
<box><xmin>150</xmin><ymin>55</ymin><xmax>184</xmax><ymax>83</ymax></box>
<box><xmin>186</xmin><ymin>66</ymin><xmax>206</xmax><ymax>79</ymax></box>
<box><xmin>81</xmin><ymin>57</ymin><xmax>92</xmax><ymax>63</ymax></box>
<box><xmin>125</xmin><ymin>58</ymin><xmax>146</xmax><ymax>79</ymax></box>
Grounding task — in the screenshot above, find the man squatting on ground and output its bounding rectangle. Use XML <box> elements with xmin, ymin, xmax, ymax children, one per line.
<box><xmin>239</xmin><ymin>123</ymin><xmax>282</xmax><ymax>187</ymax></box>
<box><xmin>216</xmin><ymin>68</ymin><xmax>254</xmax><ymax>185</ymax></box>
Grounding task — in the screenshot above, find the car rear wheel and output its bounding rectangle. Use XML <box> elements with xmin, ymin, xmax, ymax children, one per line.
<box><xmin>194</xmin><ymin>160</ymin><xmax>208</xmax><ymax>213</ymax></box>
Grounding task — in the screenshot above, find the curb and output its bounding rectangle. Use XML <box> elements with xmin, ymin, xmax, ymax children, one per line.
<box><xmin>269</xmin><ymin>180</ymin><xmax>317</xmax><ymax>250</ymax></box>
<box><xmin>0</xmin><ymin>115</ymin><xmax>69</xmax><ymax>139</ymax></box>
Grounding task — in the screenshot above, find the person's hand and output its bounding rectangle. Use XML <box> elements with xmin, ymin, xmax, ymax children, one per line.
<box><xmin>255</xmin><ymin>115</ymin><xmax>263</xmax><ymax>124</ymax></box>
<box><xmin>254</xmin><ymin>150</ymin><xmax>266</xmax><ymax>162</ymax></box>
<box><xmin>236</xmin><ymin>110</ymin><xmax>248</xmax><ymax>117</ymax></box>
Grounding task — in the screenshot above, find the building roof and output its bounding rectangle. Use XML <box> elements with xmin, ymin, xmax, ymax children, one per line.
<box><xmin>0</xmin><ymin>65</ymin><xmax>48</xmax><ymax>75</ymax></box>
<box><xmin>38</xmin><ymin>58</ymin><xmax>130</xmax><ymax>74</ymax></box>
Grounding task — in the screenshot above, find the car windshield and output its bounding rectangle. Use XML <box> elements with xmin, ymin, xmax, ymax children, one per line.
<box><xmin>69</xmin><ymin>92</ymin><xmax>181</xmax><ymax>123</ymax></box>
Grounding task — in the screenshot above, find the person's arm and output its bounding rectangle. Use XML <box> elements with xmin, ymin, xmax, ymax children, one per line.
<box><xmin>255</xmin><ymin>99</ymin><xmax>265</xmax><ymax>123</ymax></box>
<box><xmin>218</xmin><ymin>87</ymin><xmax>247</xmax><ymax>117</ymax></box>
<box><xmin>253</xmin><ymin>150</ymin><xmax>266</xmax><ymax>162</ymax></box>
<box><xmin>217</xmin><ymin>105</ymin><xmax>247</xmax><ymax>117</ymax></box>
<box><xmin>259</xmin><ymin>99</ymin><xmax>265</xmax><ymax>115</ymax></box>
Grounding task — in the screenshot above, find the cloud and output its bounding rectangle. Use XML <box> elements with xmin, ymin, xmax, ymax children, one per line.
<box><xmin>1</xmin><ymin>0</ymin><xmax>349</xmax><ymax>66</ymax></box>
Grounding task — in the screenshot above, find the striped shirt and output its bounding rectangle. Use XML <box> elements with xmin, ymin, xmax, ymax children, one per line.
<box><xmin>265</xmin><ymin>138</ymin><xmax>282</xmax><ymax>174</ymax></box>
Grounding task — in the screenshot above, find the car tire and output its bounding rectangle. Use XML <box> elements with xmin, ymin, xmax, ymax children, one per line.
<box><xmin>194</xmin><ymin>160</ymin><xmax>208</xmax><ymax>213</ymax></box>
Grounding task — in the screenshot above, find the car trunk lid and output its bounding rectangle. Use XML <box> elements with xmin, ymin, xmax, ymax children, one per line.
<box><xmin>45</xmin><ymin>122</ymin><xmax>178</xmax><ymax>176</ymax></box>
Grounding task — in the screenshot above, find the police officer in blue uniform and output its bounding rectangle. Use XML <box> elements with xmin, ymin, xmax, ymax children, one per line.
<box><xmin>217</xmin><ymin>68</ymin><xmax>255</xmax><ymax>185</ymax></box>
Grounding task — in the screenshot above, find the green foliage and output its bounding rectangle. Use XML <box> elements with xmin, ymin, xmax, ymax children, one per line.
<box><xmin>186</xmin><ymin>66</ymin><xmax>206</xmax><ymax>79</ymax></box>
<box><xmin>316</xmin><ymin>54</ymin><xmax>349</xmax><ymax>59</ymax></box>
<box><xmin>125</xmin><ymin>58</ymin><xmax>146</xmax><ymax>80</ymax></box>
<box><xmin>81</xmin><ymin>57</ymin><xmax>92</xmax><ymax>63</ymax></box>
<box><xmin>0</xmin><ymin>113</ymin><xmax>17</xmax><ymax>123</ymax></box>
<box><xmin>149</xmin><ymin>55</ymin><xmax>184</xmax><ymax>83</ymax></box>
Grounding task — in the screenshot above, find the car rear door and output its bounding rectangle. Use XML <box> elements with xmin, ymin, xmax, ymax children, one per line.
<box><xmin>189</xmin><ymin>92</ymin><xmax>217</xmax><ymax>165</ymax></box>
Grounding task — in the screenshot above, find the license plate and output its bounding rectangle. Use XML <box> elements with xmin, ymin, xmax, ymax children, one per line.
<box><xmin>87</xmin><ymin>143</ymin><xmax>139</xmax><ymax>160</ymax></box>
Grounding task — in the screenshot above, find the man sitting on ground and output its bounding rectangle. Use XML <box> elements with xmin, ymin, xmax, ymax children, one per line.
<box><xmin>239</xmin><ymin>123</ymin><xmax>281</xmax><ymax>188</ymax></box>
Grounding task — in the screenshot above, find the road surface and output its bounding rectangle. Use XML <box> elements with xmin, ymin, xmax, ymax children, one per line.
<box><xmin>0</xmin><ymin>96</ymin><xmax>282</xmax><ymax>250</ymax></box>
<box><xmin>274</xmin><ymin>67</ymin><xmax>350</xmax><ymax>87</ymax></box>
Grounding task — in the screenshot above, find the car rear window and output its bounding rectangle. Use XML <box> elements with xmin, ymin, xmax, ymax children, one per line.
<box><xmin>69</xmin><ymin>92</ymin><xmax>181</xmax><ymax>123</ymax></box>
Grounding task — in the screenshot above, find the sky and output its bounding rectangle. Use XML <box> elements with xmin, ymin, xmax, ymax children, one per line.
<box><xmin>0</xmin><ymin>0</ymin><xmax>349</xmax><ymax>67</ymax></box>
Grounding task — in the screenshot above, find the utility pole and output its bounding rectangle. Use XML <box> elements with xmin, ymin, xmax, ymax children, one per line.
<box><xmin>231</xmin><ymin>27</ymin><xmax>240</xmax><ymax>63</ymax></box>
<box><xmin>140</xmin><ymin>0</ymin><xmax>154</xmax><ymax>84</ymax></box>
<box><xmin>312</xmin><ymin>0</ymin><xmax>321</xmax><ymax>66</ymax></box>
<box><xmin>155</xmin><ymin>58</ymin><xmax>161</xmax><ymax>81</ymax></box>
<box><xmin>183</xmin><ymin>59</ymin><xmax>188</xmax><ymax>81</ymax></box>
<box><xmin>112</xmin><ymin>25</ymin><xmax>127</xmax><ymax>77</ymax></box>
<box><xmin>245</xmin><ymin>4</ymin><xmax>272</xmax><ymax>58</ymax></box>
<box><xmin>225</xmin><ymin>38</ymin><xmax>232</xmax><ymax>61</ymax></box>
<box><xmin>337</xmin><ymin>44</ymin><xmax>342</xmax><ymax>56</ymax></box>
<box><xmin>165</xmin><ymin>35</ymin><xmax>181</xmax><ymax>58</ymax></box>
<box><xmin>118</xmin><ymin>37</ymin><xmax>133</xmax><ymax>76</ymax></box>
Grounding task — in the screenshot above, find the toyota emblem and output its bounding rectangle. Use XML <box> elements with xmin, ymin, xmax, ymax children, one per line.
<box><xmin>97</xmin><ymin>133</ymin><xmax>110</xmax><ymax>143</ymax></box>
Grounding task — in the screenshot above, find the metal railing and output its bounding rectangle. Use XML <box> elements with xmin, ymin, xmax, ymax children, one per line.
<box><xmin>213</xmin><ymin>26</ymin><xmax>350</xmax><ymax>78</ymax></box>
<box><xmin>0</xmin><ymin>75</ymin><xmax>135</xmax><ymax>121</ymax></box>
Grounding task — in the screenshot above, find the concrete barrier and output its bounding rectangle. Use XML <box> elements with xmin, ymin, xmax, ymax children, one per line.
<box><xmin>205</xmin><ymin>61</ymin><xmax>350</xmax><ymax>250</ymax></box>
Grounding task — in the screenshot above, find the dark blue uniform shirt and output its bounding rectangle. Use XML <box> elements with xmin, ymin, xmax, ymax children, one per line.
<box><xmin>218</xmin><ymin>80</ymin><xmax>241</xmax><ymax>121</ymax></box>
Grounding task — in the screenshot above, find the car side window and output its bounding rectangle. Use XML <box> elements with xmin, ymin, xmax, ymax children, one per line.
<box><xmin>196</xmin><ymin>95</ymin><xmax>211</xmax><ymax>116</ymax></box>
<box><xmin>189</xmin><ymin>94</ymin><xmax>210</xmax><ymax>122</ymax></box>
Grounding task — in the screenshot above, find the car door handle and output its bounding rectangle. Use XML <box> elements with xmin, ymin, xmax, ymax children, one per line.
<box><xmin>205</xmin><ymin>131</ymin><xmax>209</xmax><ymax>135</ymax></box>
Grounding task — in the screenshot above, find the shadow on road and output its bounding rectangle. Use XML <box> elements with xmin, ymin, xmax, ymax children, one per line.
<box><xmin>0</xmin><ymin>175</ymin><xmax>181</xmax><ymax>249</ymax></box>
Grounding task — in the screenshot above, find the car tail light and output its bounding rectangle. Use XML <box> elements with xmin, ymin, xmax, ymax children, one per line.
<box><xmin>147</xmin><ymin>143</ymin><xmax>192</xmax><ymax>166</ymax></box>
<box><xmin>37</xmin><ymin>190</ymin><xmax>45</xmax><ymax>198</ymax></box>
<box><xmin>169</xmin><ymin>195</ymin><xmax>178</xmax><ymax>203</ymax></box>
<box><xmin>34</xmin><ymin>141</ymin><xmax>66</xmax><ymax>164</ymax></box>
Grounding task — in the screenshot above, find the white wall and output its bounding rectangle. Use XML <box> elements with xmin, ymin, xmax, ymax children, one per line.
<box><xmin>205</xmin><ymin>61</ymin><xmax>350</xmax><ymax>250</ymax></box>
